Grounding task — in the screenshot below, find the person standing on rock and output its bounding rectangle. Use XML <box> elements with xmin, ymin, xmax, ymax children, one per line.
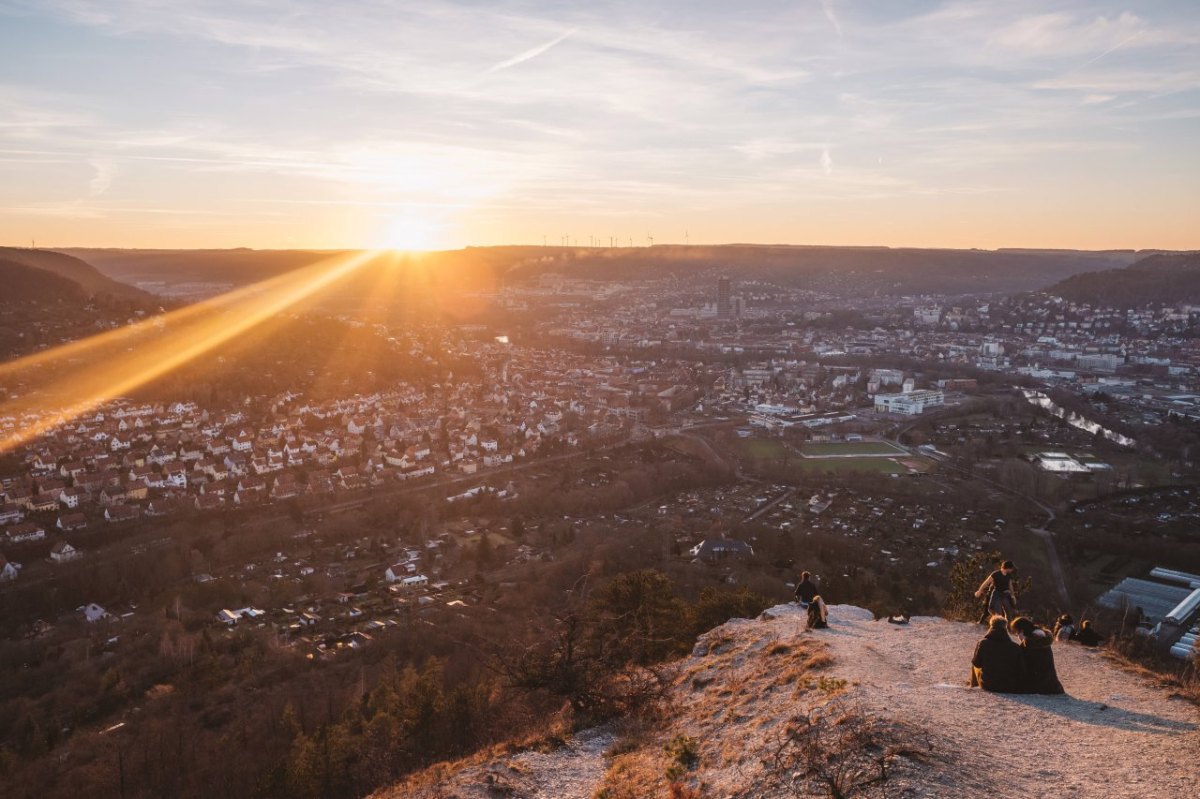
<box><xmin>794</xmin><ymin>571</ymin><xmax>819</xmax><ymax>608</ymax></box>
<box><xmin>970</xmin><ymin>615</ymin><xmax>1025</xmax><ymax>692</ymax></box>
<box><xmin>1010</xmin><ymin>616</ymin><xmax>1064</xmax><ymax>694</ymax></box>
<box><xmin>974</xmin><ymin>560</ymin><xmax>1018</xmax><ymax>620</ymax></box>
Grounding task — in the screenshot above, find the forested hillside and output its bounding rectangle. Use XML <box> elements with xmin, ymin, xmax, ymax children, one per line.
<box><xmin>1047</xmin><ymin>252</ymin><xmax>1200</xmax><ymax>307</ymax></box>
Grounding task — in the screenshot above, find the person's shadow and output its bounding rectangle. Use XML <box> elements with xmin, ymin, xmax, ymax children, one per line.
<box><xmin>999</xmin><ymin>692</ymin><xmax>1197</xmax><ymax>734</ymax></box>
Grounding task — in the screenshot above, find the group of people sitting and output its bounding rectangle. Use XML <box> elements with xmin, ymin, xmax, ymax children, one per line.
<box><xmin>970</xmin><ymin>614</ymin><xmax>1065</xmax><ymax>693</ymax></box>
<box><xmin>1051</xmin><ymin>613</ymin><xmax>1104</xmax><ymax>647</ymax></box>
<box><xmin>969</xmin><ymin>558</ymin><xmax>1104</xmax><ymax>694</ymax></box>
<box><xmin>791</xmin><ymin>559</ymin><xmax>1104</xmax><ymax>697</ymax></box>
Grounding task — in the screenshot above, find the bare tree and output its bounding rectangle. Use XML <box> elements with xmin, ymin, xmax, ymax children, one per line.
<box><xmin>765</xmin><ymin>698</ymin><xmax>931</xmax><ymax>799</ymax></box>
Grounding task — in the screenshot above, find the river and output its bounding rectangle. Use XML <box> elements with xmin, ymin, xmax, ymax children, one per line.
<box><xmin>1021</xmin><ymin>389</ymin><xmax>1137</xmax><ymax>448</ymax></box>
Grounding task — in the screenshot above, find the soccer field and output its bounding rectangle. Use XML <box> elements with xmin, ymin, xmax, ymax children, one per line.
<box><xmin>801</xmin><ymin>440</ymin><xmax>906</xmax><ymax>456</ymax></box>
<box><xmin>792</xmin><ymin>457</ymin><xmax>906</xmax><ymax>474</ymax></box>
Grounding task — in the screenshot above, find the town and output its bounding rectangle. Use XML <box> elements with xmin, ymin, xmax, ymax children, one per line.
<box><xmin>2</xmin><ymin>262</ymin><xmax>1199</xmax><ymax>797</ymax></box>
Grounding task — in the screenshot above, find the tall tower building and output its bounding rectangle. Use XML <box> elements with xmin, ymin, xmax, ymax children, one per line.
<box><xmin>717</xmin><ymin>276</ymin><xmax>732</xmax><ymax>319</ymax></box>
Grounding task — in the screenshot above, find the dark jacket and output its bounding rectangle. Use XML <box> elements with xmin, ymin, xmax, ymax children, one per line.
<box><xmin>971</xmin><ymin>628</ymin><xmax>1025</xmax><ymax>693</ymax></box>
<box><xmin>1078</xmin><ymin>626</ymin><xmax>1103</xmax><ymax>647</ymax></box>
<box><xmin>1019</xmin><ymin>628</ymin><xmax>1064</xmax><ymax>694</ymax></box>
<box><xmin>795</xmin><ymin>578</ymin><xmax>818</xmax><ymax>604</ymax></box>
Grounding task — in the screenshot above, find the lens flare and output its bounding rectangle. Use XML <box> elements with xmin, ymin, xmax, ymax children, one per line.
<box><xmin>0</xmin><ymin>250</ymin><xmax>378</xmax><ymax>455</ymax></box>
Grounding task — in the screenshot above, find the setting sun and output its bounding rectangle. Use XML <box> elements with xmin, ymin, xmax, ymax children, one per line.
<box><xmin>378</xmin><ymin>214</ymin><xmax>449</xmax><ymax>252</ymax></box>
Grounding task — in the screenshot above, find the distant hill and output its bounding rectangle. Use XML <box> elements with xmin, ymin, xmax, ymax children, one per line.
<box><xmin>62</xmin><ymin>247</ymin><xmax>343</xmax><ymax>289</ymax></box>
<box><xmin>0</xmin><ymin>259</ymin><xmax>88</xmax><ymax>305</ymax></box>
<box><xmin>1047</xmin><ymin>252</ymin><xmax>1200</xmax><ymax>307</ymax></box>
<box><xmin>65</xmin><ymin>245</ymin><xmax>1150</xmax><ymax>299</ymax></box>
<box><xmin>0</xmin><ymin>247</ymin><xmax>150</xmax><ymax>300</ymax></box>
<box><xmin>505</xmin><ymin>244</ymin><xmax>1148</xmax><ymax>295</ymax></box>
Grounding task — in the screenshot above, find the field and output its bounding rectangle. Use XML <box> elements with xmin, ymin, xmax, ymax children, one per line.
<box><xmin>791</xmin><ymin>457</ymin><xmax>906</xmax><ymax>474</ymax></box>
<box><xmin>740</xmin><ymin>438</ymin><xmax>788</xmax><ymax>459</ymax></box>
<box><xmin>801</xmin><ymin>440</ymin><xmax>907</xmax><ymax>457</ymax></box>
<box><xmin>736</xmin><ymin>436</ymin><xmax>928</xmax><ymax>476</ymax></box>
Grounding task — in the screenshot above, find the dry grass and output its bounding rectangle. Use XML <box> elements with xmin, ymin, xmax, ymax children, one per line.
<box><xmin>1099</xmin><ymin>648</ymin><xmax>1200</xmax><ymax>706</ymax></box>
<box><xmin>375</xmin><ymin>722</ymin><xmax>576</xmax><ymax>798</ymax></box>
<box><xmin>592</xmin><ymin>751</ymin><xmax>669</xmax><ymax>799</ymax></box>
<box><xmin>589</xmin><ymin>631</ymin><xmax>840</xmax><ymax>799</ymax></box>
<box><xmin>758</xmin><ymin>698</ymin><xmax>935</xmax><ymax>799</ymax></box>
<box><xmin>386</xmin><ymin>617</ymin><xmax>846</xmax><ymax>799</ymax></box>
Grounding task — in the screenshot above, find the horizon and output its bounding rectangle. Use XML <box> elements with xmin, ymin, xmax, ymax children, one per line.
<box><xmin>5</xmin><ymin>242</ymin><xmax>1197</xmax><ymax>255</ymax></box>
<box><xmin>2</xmin><ymin>0</ymin><xmax>1198</xmax><ymax>251</ymax></box>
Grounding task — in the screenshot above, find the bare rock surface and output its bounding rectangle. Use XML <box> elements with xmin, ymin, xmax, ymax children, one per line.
<box><xmin>377</xmin><ymin>604</ymin><xmax>1200</xmax><ymax>798</ymax></box>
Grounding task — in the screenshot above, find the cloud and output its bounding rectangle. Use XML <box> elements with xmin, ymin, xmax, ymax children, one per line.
<box><xmin>486</xmin><ymin>28</ymin><xmax>576</xmax><ymax>74</ymax></box>
<box><xmin>5</xmin><ymin>0</ymin><xmax>1199</xmax><ymax>247</ymax></box>
<box><xmin>88</xmin><ymin>157</ymin><xmax>117</xmax><ymax>195</ymax></box>
<box><xmin>819</xmin><ymin>0</ymin><xmax>842</xmax><ymax>38</ymax></box>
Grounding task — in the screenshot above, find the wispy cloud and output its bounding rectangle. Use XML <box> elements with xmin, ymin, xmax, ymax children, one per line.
<box><xmin>88</xmin><ymin>157</ymin><xmax>117</xmax><ymax>195</ymax></box>
<box><xmin>819</xmin><ymin>0</ymin><xmax>842</xmax><ymax>38</ymax></box>
<box><xmin>486</xmin><ymin>28</ymin><xmax>576</xmax><ymax>74</ymax></box>
<box><xmin>1</xmin><ymin>0</ymin><xmax>1197</xmax><ymax>248</ymax></box>
<box><xmin>820</xmin><ymin>146</ymin><xmax>834</xmax><ymax>176</ymax></box>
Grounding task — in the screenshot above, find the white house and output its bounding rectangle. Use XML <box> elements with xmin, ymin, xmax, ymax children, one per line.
<box><xmin>50</xmin><ymin>541</ymin><xmax>80</xmax><ymax>563</ymax></box>
<box><xmin>164</xmin><ymin>464</ymin><xmax>188</xmax><ymax>488</ymax></box>
<box><xmin>6</xmin><ymin>522</ymin><xmax>46</xmax><ymax>542</ymax></box>
<box><xmin>216</xmin><ymin>607</ymin><xmax>266</xmax><ymax>626</ymax></box>
<box><xmin>80</xmin><ymin>603</ymin><xmax>110</xmax><ymax>623</ymax></box>
<box><xmin>400</xmin><ymin>574</ymin><xmax>429</xmax><ymax>589</ymax></box>
<box><xmin>59</xmin><ymin>487</ymin><xmax>86</xmax><ymax>508</ymax></box>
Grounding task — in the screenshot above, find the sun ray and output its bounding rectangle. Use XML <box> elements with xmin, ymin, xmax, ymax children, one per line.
<box><xmin>0</xmin><ymin>250</ymin><xmax>379</xmax><ymax>455</ymax></box>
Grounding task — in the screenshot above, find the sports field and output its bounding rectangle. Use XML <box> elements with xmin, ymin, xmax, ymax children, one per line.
<box><xmin>792</xmin><ymin>457</ymin><xmax>906</xmax><ymax>474</ymax></box>
<box><xmin>801</xmin><ymin>440</ymin><xmax>907</xmax><ymax>456</ymax></box>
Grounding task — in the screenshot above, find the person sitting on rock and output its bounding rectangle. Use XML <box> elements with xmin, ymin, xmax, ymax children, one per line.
<box><xmin>1077</xmin><ymin>619</ymin><xmax>1103</xmax><ymax>647</ymax></box>
<box><xmin>970</xmin><ymin>615</ymin><xmax>1025</xmax><ymax>693</ymax></box>
<box><xmin>794</xmin><ymin>571</ymin><xmax>818</xmax><ymax>608</ymax></box>
<box><xmin>1052</xmin><ymin>614</ymin><xmax>1077</xmax><ymax>643</ymax></box>
<box><xmin>807</xmin><ymin>594</ymin><xmax>829</xmax><ymax>629</ymax></box>
<box><xmin>1010</xmin><ymin>616</ymin><xmax>1064</xmax><ymax>695</ymax></box>
<box><xmin>974</xmin><ymin>560</ymin><xmax>1018</xmax><ymax>620</ymax></box>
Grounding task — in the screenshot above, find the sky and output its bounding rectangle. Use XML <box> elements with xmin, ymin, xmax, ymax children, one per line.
<box><xmin>0</xmin><ymin>0</ymin><xmax>1197</xmax><ymax>251</ymax></box>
